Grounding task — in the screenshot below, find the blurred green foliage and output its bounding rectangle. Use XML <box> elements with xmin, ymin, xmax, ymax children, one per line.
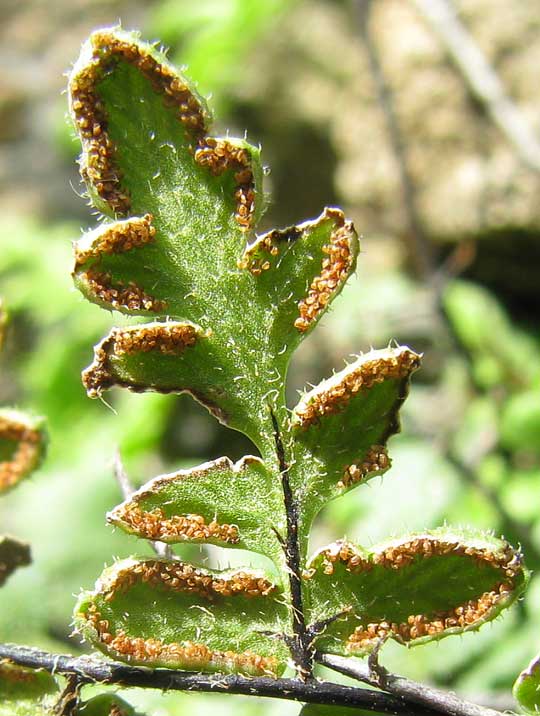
<box><xmin>1</xmin><ymin>0</ymin><xmax>540</xmax><ymax>713</ymax></box>
<box><xmin>148</xmin><ymin>0</ymin><xmax>292</xmax><ymax>113</ymax></box>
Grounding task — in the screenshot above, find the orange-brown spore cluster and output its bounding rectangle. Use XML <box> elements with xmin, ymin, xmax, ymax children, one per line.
<box><xmin>82</xmin><ymin>323</ymin><xmax>197</xmax><ymax>397</ymax></box>
<box><xmin>194</xmin><ymin>138</ymin><xmax>256</xmax><ymax>230</ymax></box>
<box><xmin>238</xmin><ymin>225</ymin><xmax>302</xmax><ymax>275</ymax></box>
<box><xmin>74</xmin><ymin>214</ymin><xmax>156</xmax><ymax>268</ymax></box>
<box><xmin>84</xmin><ymin>602</ymin><xmax>277</xmax><ymax>676</ymax></box>
<box><xmin>339</xmin><ymin>445</ymin><xmax>390</xmax><ymax>488</ymax></box>
<box><xmin>82</xmin><ymin>343</ymin><xmax>115</xmax><ymax>398</ymax></box>
<box><xmin>306</xmin><ymin>536</ymin><xmax>521</xmax><ymax>652</ymax></box>
<box><xmin>314</xmin><ymin>536</ymin><xmax>521</xmax><ymax>577</ymax></box>
<box><xmin>82</xmin><ymin>322</ymin><xmax>197</xmax><ymax>398</ymax></box>
<box><xmin>70</xmin><ymin>31</ymin><xmax>209</xmax><ymax>214</ymax></box>
<box><xmin>295</xmin><ymin>213</ymin><xmax>355</xmax><ymax>333</ymax></box>
<box><xmin>82</xmin><ymin>268</ymin><xmax>166</xmax><ymax>313</ymax></box>
<box><xmin>116</xmin><ymin>502</ymin><xmax>239</xmax><ymax>543</ymax></box>
<box><xmin>113</xmin><ymin>323</ymin><xmax>198</xmax><ymax>356</ymax></box>
<box><xmin>347</xmin><ymin>583</ymin><xmax>513</xmax><ymax>652</ymax></box>
<box><xmin>0</xmin><ymin>417</ymin><xmax>42</xmax><ymax>492</ymax></box>
<box><xmin>238</xmin><ymin>233</ymin><xmax>279</xmax><ymax>275</ymax></box>
<box><xmin>295</xmin><ymin>348</ymin><xmax>421</xmax><ymax>428</ymax></box>
<box><xmin>102</xmin><ymin>560</ymin><xmax>275</xmax><ymax>601</ymax></box>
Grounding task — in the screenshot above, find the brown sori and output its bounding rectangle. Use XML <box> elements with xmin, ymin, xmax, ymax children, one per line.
<box><xmin>71</xmin><ymin>31</ymin><xmax>256</xmax><ymax>230</ymax></box>
<box><xmin>295</xmin><ymin>347</ymin><xmax>421</xmax><ymax>428</ymax></box>
<box><xmin>82</xmin><ymin>268</ymin><xmax>166</xmax><ymax>314</ymax></box>
<box><xmin>83</xmin><ymin>601</ymin><xmax>278</xmax><ymax>676</ymax></box>
<box><xmin>115</xmin><ymin>501</ymin><xmax>240</xmax><ymax>544</ymax></box>
<box><xmin>295</xmin><ymin>211</ymin><xmax>355</xmax><ymax>333</ymax></box>
<box><xmin>74</xmin><ymin>214</ymin><xmax>156</xmax><ymax>269</ymax></box>
<box><xmin>339</xmin><ymin>445</ymin><xmax>390</xmax><ymax>488</ymax></box>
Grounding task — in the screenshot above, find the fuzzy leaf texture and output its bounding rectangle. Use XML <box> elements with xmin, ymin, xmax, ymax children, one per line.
<box><xmin>69</xmin><ymin>27</ymin><xmax>528</xmax><ymax>677</ymax></box>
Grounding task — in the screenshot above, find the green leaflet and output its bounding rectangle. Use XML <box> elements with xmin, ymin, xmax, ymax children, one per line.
<box><xmin>0</xmin><ymin>662</ymin><xmax>58</xmax><ymax>716</ymax></box>
<box><xmin>303</xmin><ymin>529</ymin><xmax>527</xmax><ymax>656</ymax></box>
<box><xmin>514</xmin><ymin>653</ymin><xmax>540</xmax><ymax>714</ymax></box>
<box><xmin>290</xmin><ymin>345</ymin><xmax>421</xmax><ymax>534</ymax></box>
<box><xmin>75</xmin><ymin>558</ymin><xmax>290</xmax><ymax>676</ymax></box>
<box><xmin>69</xmin><ymin>26</ymin><xmax>528</xmax><ymax>679</ymax></box>
<box><xmin>108</xmin><ymin>456</ymin><xmax>285</xmax><ymax>569</ymax></box>
<box><xmin>69</xmin><ymin>29</ymin><xmax>357</xmax><ymax>449</ymax></box>
<box><xmin>238</xmin><ymin>207</ymin><xmax>359</xmax><ymax>344</ymax></box>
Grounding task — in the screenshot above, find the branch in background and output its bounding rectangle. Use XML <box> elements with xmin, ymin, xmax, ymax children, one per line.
<box><xmin>112</xmin><ymin>449</ymin><xmax>135</xmax><ymax>503</ymax></box>
<box><xmin>355</xmin><ymin>0</ymin><xmax>436</xmax><ymax>279</ymax></box>
<box><xmin>317</xmin><ymin>652</ymin><xmax>506</xmax><ymax>716</ymax></box>
<box><xmin>0</xmin><ymin>642</ymin><xmax>441</xmax><ymax>716</ymax></box>
<box><xmin>412</xmin><ymin>0</ymin><xmax>540</xmax><ymax>174</ymax></box>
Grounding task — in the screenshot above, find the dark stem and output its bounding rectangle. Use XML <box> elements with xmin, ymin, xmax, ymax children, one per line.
<box><xmin>270</xmin><ymin>408</ymin><xmax>313</xmax><ymax>680</ymax></box>
<box><xmin>0</xmin><ymin>642</ymin><xmax>444</xmax><ymax>716</ymax></box>
<box><xmin>317</xmin><ymin>652</ymin><xmax>506</xmax><ymax>716</ymax></box>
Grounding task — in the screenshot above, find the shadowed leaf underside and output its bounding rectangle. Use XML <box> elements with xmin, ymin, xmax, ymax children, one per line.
<box><xmin>0</xmin><ymin>538</ymin><xmax>31</xmax><ymax>588</ymax></box>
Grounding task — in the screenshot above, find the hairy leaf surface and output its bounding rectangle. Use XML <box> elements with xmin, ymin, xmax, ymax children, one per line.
<box><xmin>304</xmin><ymin>529</ymin><xmax>527</xmax><ymax>656</ymax></box>
<box><xmin>75</xmin><ymin>558</ymin><xmax>290</xmax><ymax>676</ymax></box>
<box><xmin>290</xmin><ymin>346</ymin><xmax>421</xmax><ymax>538</ymax></box>
<box><xmin>108</xmin><ymin>456</ymin><xmax>285</xmax><ymax>568</ymax></box>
